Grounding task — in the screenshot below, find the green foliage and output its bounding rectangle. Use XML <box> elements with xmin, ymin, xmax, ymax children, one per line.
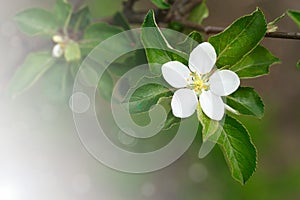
<box><xmin>108</xmin><ymin>50</ymin><xmax>147</xmax><ymax>77</ymax></box>
<box><xmin>267</xmin><ymin>13</ymin><xmax>285</xmax><ymax>33</ymax></box>
<box><xmin>198</xmin><ymin>106</ymin><xmax>257</xmax><ymax>184</ymax></box>
<box><xmin>54</xmin><ymin>0</ymin><xmax>72</xmax><ymax>28</ymax></box>
<box><xmin>81</xmin><ymin>23</ymin><xmax>123</xmax><ymax>53</ymax></box>
<box><xmin>14</xmin><ymin>8</ymin><xmax>59</xmax><ymax>36</ymax></box>
<box><xmin>226</xmin><ymin>87</ymin><xmax>264</xmax><ymax>118</ymax></box>
<box><xmin>98</xmin><ymin>71</ymin><xmax>114</xmax><ymax>101</ymax></box>
<box><xmin>156</xmin><ymin>97</ymin><xmax>181</xmax><ymax>130</ymax></box>
<box><xmin>167</xmin><ymin>21</ymin><xmax>184</xmax><ymax>32</ymax></box>
<box><xmin>9</xmin><ymin>52</ymin><xmax>55</xmax><ymax>97</ymax></box>
<box><xmin>209</xmin><ymin>8</ymin><xmax>267</xmax><ymax>67</ymax></box>
<box><xmin>187</xmin><ymin>0</ymin><xmax>209</xmax><ymax>25</ymax></box>
<box><xmin>141</xmin><ymin>10</ymin><xmax>188</xmax><ymax>75</ymax></box>
<box><xmin>229</xmin><ymin>45</ymin><xmax>280</xmax><ymax>78</ymax></box>
<box><xmin>197</xmin><ymin>104</ymin><xmax>221</xmax><ymax>141</ymax></box>
<box><xmin>65</xmin><ymin>41</ymin><xmax>81</xmax><ymax>62</ymax></box>
<box><xmin>69</xmin><ymin>5</ymin><xmax>91</xmax><ymax>31</ymax></box>
<box><xmin>287</xmin><ymin>10</ymin><xmax>300</xmax><ymax>29</ymax></box>
<box><xmin>11</xmin><ymin>0</ymin><xmax>286</xmax><ymax>185</ymax></box>
<box><xmin>151</xmin><ymin>0</ymin><xmax>170</xmax><ymax>9</ymax></box>
<box><xmin>210</xmin><ymin>116</ymin><xmax>257</xmax><ymax>185</ymax></box>
<box><xmin>113</xmin><ymin>12</ymin><xmax>131</xmax><ymax>31</ymax></box>
<box><xmin>297</xmin><ymin>60</ymin><xmax>300</xmax><ymax>69</ymax></box>
<box><xmin>139</xmin><ymin>9</ymin><xmax>273</xmax><ymax>184</ymax></box>
<box><xmin>129</xmin><ymin>83</ymin><xmax>172</xmax><ymax>114</ymax></box>
<box><xmin>40</xmin><ymin>61</ymin><xmax>73</xmax><ymax>102</ymax></box>
<box><xmin>12</xmin><ymin>0</ymin><xmax>126</xmax><ymax>100</ymax></box>
<box><xmin>177</xmin><ymin>31</ymin><xmax>203</xmax><ymax>54</ymax></box>
<box><xmin>163</xmin><ymin>112</ymin><xmax>181</xmax><ymax>130</ymax></box>
<box><xmin>87</xmin><ymin>0</ymin><xmax>123</xmax><ymax>18</ymax></box>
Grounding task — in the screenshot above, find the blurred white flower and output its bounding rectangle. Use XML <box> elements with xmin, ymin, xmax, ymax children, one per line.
<box><xmin>52</xmin><ymin>44</ymin><xmax>64</xmax><ymax>58</ymax></box>
<box><xmin>162</xmin><ymin>42</ymin><xmax>240</xmax><ymax>120</ymax></box>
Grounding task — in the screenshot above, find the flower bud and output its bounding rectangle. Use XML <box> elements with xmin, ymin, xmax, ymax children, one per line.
<box><xmin>52</xmin><ymin>35</ymin><xmax>64</xmax><ymax>43</ymax></box>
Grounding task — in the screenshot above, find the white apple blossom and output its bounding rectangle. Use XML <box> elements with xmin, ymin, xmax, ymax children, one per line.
<box><xmin>162</xmin><ymin>42</ymin><xmax>240</xmax><ymax>121</ymax></box>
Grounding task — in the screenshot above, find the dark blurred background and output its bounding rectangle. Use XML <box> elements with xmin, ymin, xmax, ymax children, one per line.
<box><xmin>0</xmin><ymin>0</ymin><xmax>300</xmax><ymax>199</ymax></box>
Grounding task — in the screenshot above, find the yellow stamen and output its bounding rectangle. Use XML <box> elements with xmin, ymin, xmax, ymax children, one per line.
<box><xmin>189</xmin><ymin>72</ymin><xmax>208</xmax><ymax>93</ymax></box>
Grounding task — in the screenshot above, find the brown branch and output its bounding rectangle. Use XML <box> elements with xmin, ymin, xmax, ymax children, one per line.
<box><xmin>178</xmin><ymin>20</ymin><xmax>300</xmax><ymax>40</ymax></box>
<box><xmin>123</xmin><ymin>0</ymin><xmax>147</xmax><ymax>23</ymax></box>
<box><xmin>180</xmin><ymin>0</ymin><xmax>203</xmax><ymax>15</ymax></box>
<box><xmin>265</xmin><ymin>31</ymin><xmax>300</xmax><ymax>40</ymax></box>
<box><xmin>122</xmin><ymin>0</ymin><xmax>300</xmax><ymax>40</ymax></box>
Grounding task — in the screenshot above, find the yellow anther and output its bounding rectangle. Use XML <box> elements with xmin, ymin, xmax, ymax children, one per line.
<box><xmin>188</xmin><ymin>70</ymin><xmax>209</xmax><ymax>94</ymax></box>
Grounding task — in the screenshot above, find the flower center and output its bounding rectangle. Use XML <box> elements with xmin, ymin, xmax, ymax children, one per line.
<box><xmin>188</xmin><ymin>72</ymin><xmax>209</xmax><ymax>94</ymax></box>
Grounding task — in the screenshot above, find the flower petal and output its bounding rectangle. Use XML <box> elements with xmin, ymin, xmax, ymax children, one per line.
<box><xmin>52</xmin><ymin>44</ymin><xmax>63</xmax><ymax>58</ymax></box>
<box><xmin>162</xmin><ymin>61</ymin><xmax>191</xmax><ymax>88</ymax></box>
<box><xmin>199</xmin><ymin>90</ymin><xmax>224</xmax><ymax>120</ymax></box>
<box><xmin>209</xmin><ymin>70</ymin><xmax>240</xmax><ymax>96</ymax></box>
<box><xmin>171</xmin><ymin>89</ymin><xmax>198</xmax><ymax>118</ymax></box>
<box><xmin>189</xmin><ymin>42</ymin><xmax>217</xmax><ymax>74</ymax></box>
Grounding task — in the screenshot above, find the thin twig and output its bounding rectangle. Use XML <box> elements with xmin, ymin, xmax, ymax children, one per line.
<box><xmin>123</xmin><ymin>0</ymin><xmax>146</xmax><ymax>23</ymax></box>
<box><xmin>178</xmin><ymin>20</ymin><xmax>300</xmax><ymax>40</ymax></box>
<box><xmin>180</xmin><ymin>0</ymin><xmax>203</xmax><ymax>15</ymax></box>
<box><xmin>122</xmin><ymin>0</ymin><xmax>300</xmax><ymax>40</ymax></box>
<box><xmin>265</xmin><ymin>31</ymin><xmax>300</xmax><ymax>40</ymax></box>
<box><xmin>165</xmin><ymin>0</ymin><xmax>182</xmax><ymax>22</ymax></box>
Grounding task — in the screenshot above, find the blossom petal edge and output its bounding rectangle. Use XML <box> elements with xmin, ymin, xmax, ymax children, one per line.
<box><xmin>171</xmin><ymin>89</ymin><xmax>198</xmax><ymax>118</ymax></box>
<box><xmin>199</xmin><ymin>90</ymin><xmax>224</xmax><ymax>120</ymax></box>
<box><xmin>209</xmin><ymin>70</ymin><xmax>240</xmax><ymax>96</ymax></box>
<box><xmin>162</xmin><ymin>61</ymin><xmax>191</xmax><ymax>88</ymax></box>
<box><xmin>189</xmin><ymin>42</ymin><xmax>217</xmax><ymax>74</ymax></box>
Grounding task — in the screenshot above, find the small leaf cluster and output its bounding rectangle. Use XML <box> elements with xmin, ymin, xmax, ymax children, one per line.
<box><xmin>10</xmin><ymin>0</ymin><xmax>129</xmax><ymax>100</ymax></box>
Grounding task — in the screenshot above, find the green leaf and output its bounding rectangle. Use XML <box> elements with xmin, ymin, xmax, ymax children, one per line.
<box><xmin>129</xmin><ymin>83</ymin><xmax>172</xmax><ymax>114</ymax></box>
<box><xmin>226</xmin><ymin>87</ymin><xmax>264</xmax><ymax>118</ymax></box>
<box><xmin>81</xmin><ymin>23</ymin><xmax>123</xmax><ymax>55</ymax></box>
<box><xmin>40</xmin><ymin>61</ymin><xmax>73</xmax><ymax>103</ymax></box>
<box><xmin>130</xmin><ymin>96</ymin><xmax>181</xmax><ymax>129</ymax></box>
<box><xmin>220</xmin><ymin>116</ymin><xmax>257</xmax><ymax>184</ymax></box>
<box><xmin>53</xmin><ymin>0</ymin><xmax>72</xmax><ymax>28</ymax></box>
<box><xmin>98</xmin><ymin>71</ymin><xmax>114</xmax><ymax>101</ymax></box>
<box><xmin>156</xmin><ymin>96</ymin><xmax>181</xmax><ymax>130</ymax></box>
<box><xmin>83</xmin><ymin>23</ymin><xmax>123</xmax><ymax>43</ymax></box>
<box><xmin>141</xmin><ymin>10</ymin><xmax>188</xmax><ymax>75</ymax></box>
<box><xmin>14</xmin><ymin>8</ymin><xmax>59</xmax><ymax>36</ymax></box>
<box><xmin>87</xmin><ymin>0</ymin><xmax>122</xmax><ymax>18</ymax></box>
<box><xmin>209</xmin><ymin>8</ymin><xmax>267</xmax><ymax>67</ymax></box>
<box><xmin>209</xmin><ymin>115</ymin><xmax>257</xmax><ymax>184</ymax></box>
<box><xmin>187</xmin><ymin>0</ymin><xmax>209</xmax><ymax>25</ymax></box>
<box><xmin>287</xmin><ymin>10</ymin><xmax>300</xmax><ymax>29</ymax></box>
<box><xmin>9</xmin><ymin>52</ymin><xmax>55</xmax><ymax>97</ymax></box>
<box><xmin>163</xmin><ymin>112</ymin><xmax>181</xmax><ymax>130</ymax></box>
<box><xmin>177</xmin><ymin>31</ymin><xmax>203</xmax><ymax>54</ymax></box>
<box><xmin>108</xmin><ymin>50</ymin><xmax>147</xmax><ymax>77</ymax></box>
<box><xmin>151</xmin><ymin>0</ymin><xmax>170</xmax><ymax>9</ymax></box>
<box><xmin>113</xmin><ymin>12</ymin><xmax>131</xmax><ymax>30</ymax></box>
<box><xmin>229</xmin><ymin>45</ymin><xmax>280</xmax><ymax>78</ymax></box>
<box><xmin>267</xmin><ymin>13</ymin><xmax>285</xmax><ymax>33</ymax></box>
<box><xmin>69</xmin><ymin>5</ymin><xmax>91</xmax><ymax>31</ymax></box>
<box><xmin>197</xmin><ymin>103</ymin><xmax>221</xmax><ymax>141</ymax></box>
<box><xmin>297</xmin><ymin>60</ymin><xmax>300</xmax><ymax>69</ymax></box>
<box><xmin>65</xmin><ymin>41</ymin><xmax>81</xmax><ymax>62</ymax></box>
<box><xmin>197</xmin><ymin>106</ymin><xmax>257</xmax><ymax>184</ymax></box>
<box><xmin>167</xmin><ymin>21</ymin><xmax>184</xmax><ymax>32</ymax></box>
